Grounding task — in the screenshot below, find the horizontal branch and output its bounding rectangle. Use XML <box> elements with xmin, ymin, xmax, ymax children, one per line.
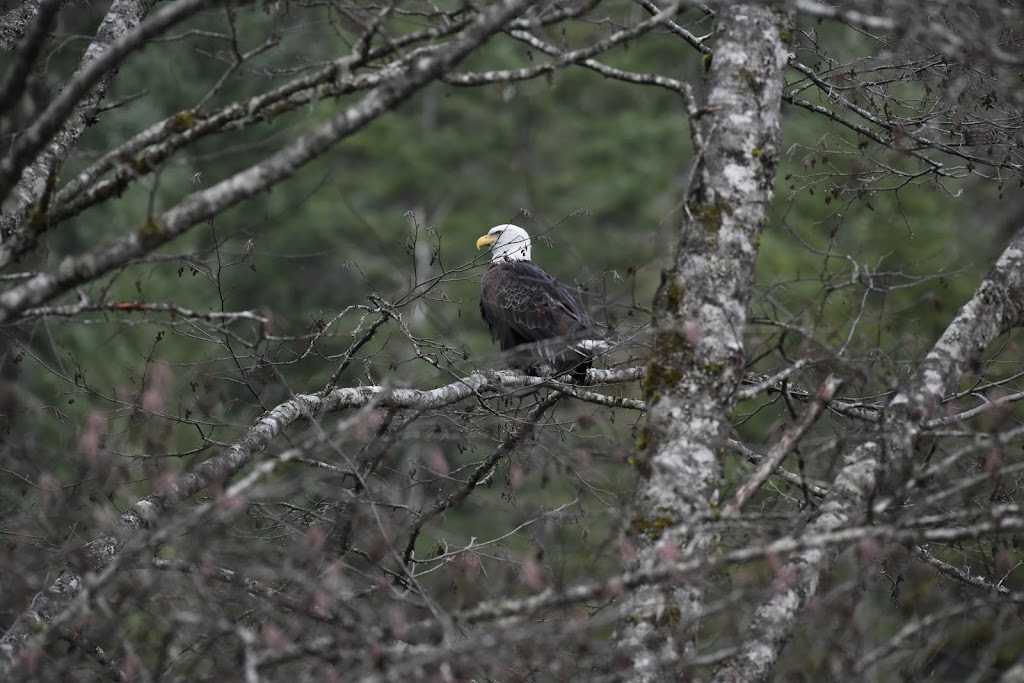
<box><xmin>260</xmin><ymin>505</ymin><xmax>1024</xmax><ymax>675</ymax></box>
<box><xmin>444</xmin><ymin>1</ymin><xmax>680</xmax><ymax>87</ymax></box>
<box><xmin>465</xmin><ymin>506</ymin><xmax>1024</xmax><ymax>627</ymax></box>
<box><xmin>0</xmin><ymin>361</ymin><xmax>638</xmax><ymax>667</ymax></box>
<box><xmin>21</xmin><ymin>298</ymin><xmax>271</xmax><ymax>324</ymax></box>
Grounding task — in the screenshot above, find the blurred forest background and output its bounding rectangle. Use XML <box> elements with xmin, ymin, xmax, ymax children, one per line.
<box><xmin>13</xmin><ymin>2</ymin><xmax>1014</xmax><ymax>446</ymax></box>
<box><xmin>1</xmin><ymin>1</ymin><xmax>1023</xmax><ymax>681</ymax></box>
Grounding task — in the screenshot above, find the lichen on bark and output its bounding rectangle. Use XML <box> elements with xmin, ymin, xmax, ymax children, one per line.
<box><xmin>616</xmin><ymin>5</ymin><xmax>790</xmax><ymax>680</ymax></box>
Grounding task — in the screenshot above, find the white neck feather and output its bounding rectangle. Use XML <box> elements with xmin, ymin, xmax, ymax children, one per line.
<box><xmin>489</xmin><ymin>224</ymin><xmax>532</xmax><ymax>262</ymax></box>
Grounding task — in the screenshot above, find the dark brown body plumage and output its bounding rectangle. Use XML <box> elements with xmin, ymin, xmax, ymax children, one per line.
<box><xmin>480</xmin><ymin>260</ymin><xmax>591</xmax><ymax>379</ymax></box>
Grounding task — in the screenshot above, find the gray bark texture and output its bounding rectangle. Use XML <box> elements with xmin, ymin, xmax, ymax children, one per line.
<box><xmin>0</xmin><ymin>0</ymin><xmax>159</xmax><ymax>256</ymax></box>
<box><xmin>710</xmin><ymin>226</ymin><xmax>1024</xmax><ymax>682</ymax></box>
<box><xmin>0</xmin><ymin>0</ymin><xmax>56</xmax><ymax>56</ymax></box>
<box><xmin>616</xmin><ymin>5</ymin><xmax>789</xmax><ymax>680</ymax></box>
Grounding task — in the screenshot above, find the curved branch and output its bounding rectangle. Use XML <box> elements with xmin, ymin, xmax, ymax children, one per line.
<box><xmin>442</xmin><ymin>2</ymin><xmax>681</xmax><ymax>87</ymax></box>
<box><xmin>506</xmin><ymin>28</ymin><xmax>696</xmax><ymax>111</ymax></box>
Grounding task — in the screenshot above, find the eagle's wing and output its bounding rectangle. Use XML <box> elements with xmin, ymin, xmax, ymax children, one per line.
<box><xmin>480</xmin><ymin>261</ymin><xmax>587</xmax><ymax>350</ymax></box>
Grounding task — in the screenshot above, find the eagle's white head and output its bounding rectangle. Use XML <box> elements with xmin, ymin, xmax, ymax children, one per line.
<box><xmin>476</xmin><ymin>224</ymin><xmax>532</xmax><ymax>262</ymax></box>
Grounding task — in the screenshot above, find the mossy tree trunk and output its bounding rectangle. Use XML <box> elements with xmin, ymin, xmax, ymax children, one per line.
<box><xmin>616</xmin><ymin>6</ymin><xmax>789</xmax><ymax>679</ymax></box>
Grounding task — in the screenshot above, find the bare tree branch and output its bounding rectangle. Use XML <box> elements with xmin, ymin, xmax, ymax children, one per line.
<box><xmin>0</xmin><ymin>0</ymin><xmax>60</xmax><ymax>122</ymax></box>
<box><xmin>0</xmin><ymin>0</ymin><xmax>65</xmax><ymax>56</ymax></box>
<box><xmin>0</xmin><ymin>0</ymin><xmax>217</xmax><ymax>204</ymax></box>
<box><xmin>0</xmin><ymin>362</ymin><xmax>638</xmax><ymax>667</ymax></box>
<box><xmin>0</xmin><ymin>0</ymin><xmax>163</xmax><ymax>245</ymax></box>
<box><xmin>711</xmin><ymin>224</ymin><xmax>1024</xmax><ymax>682</ymax></box>
<box><xmin>722</xmin><ymin>374</ymin><xmax>840</xmax><ymax>515</ymax></box>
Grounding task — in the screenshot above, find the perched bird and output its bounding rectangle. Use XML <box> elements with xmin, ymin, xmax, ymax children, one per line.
<box><xmin>476</xmin><ymin>224</ymin><xmax>598</xmax><ymax>381</ymax></box>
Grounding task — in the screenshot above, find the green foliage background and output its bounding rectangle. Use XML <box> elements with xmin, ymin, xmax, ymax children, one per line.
<box><xmin>15</xmin><ymin>0</ymin><xmax>1003</xmax><ymax>589</ymax></box>
<box><xmin>40</xmin><ymin>6</ymin><xmax>992</xmax><ymax>430</ymax></box>
<box><xmin>3</xmin><ymin>4</ymin><xmax>1021</xmax><ymax>679</ymax></box>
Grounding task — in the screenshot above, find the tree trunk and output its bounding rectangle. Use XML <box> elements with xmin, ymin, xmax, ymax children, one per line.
<box><xmin>618</xmin><ymin>5</ymin><xmax>789</xmax><ymax>679</ymax></box>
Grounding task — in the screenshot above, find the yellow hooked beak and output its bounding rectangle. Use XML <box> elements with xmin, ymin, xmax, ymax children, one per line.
<box><xmin>476</xmin><ymin>234</ymin><xmax>498</xmax><ymax>250</ymax></box>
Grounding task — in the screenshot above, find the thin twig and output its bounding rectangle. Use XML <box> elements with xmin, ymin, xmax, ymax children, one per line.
<box><xmin>722</xmin><ymin>375</ymin><xmax>841</xmax><ymax>516</ymax></box>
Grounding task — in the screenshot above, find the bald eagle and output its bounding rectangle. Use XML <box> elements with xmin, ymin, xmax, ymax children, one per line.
<box><xmin>476</xmin><ymin>224</ymin><xmax>595</xmax><ymax>381</ymax></box>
